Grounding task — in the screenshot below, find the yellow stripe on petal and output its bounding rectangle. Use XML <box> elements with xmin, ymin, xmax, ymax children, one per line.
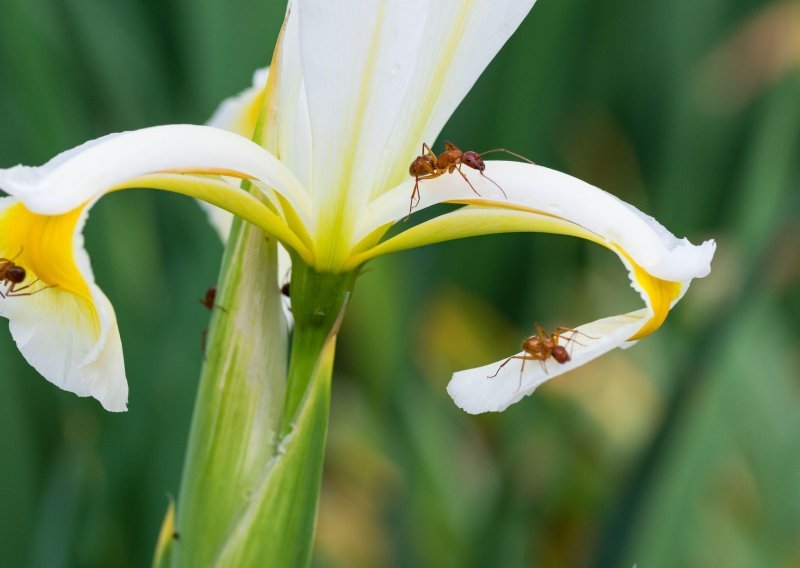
<box><xmin>349</xmin><ymin>205</ymin><xmax>684</xmax><ymax>341</ymax></box>
<box><xmin>239</xmin><ymin>89</ymin><xmax>267</xmax><ymax>138</ymax></box>
<box><xmin>0</xmin><ymin>202</ymin><xmax>92</xmax><ymax>302</ymax></box>
<box><xmin>109</xmin><ymin>173</ymin><xmax>314</xmax><ymax>264</ymax></box>
<box><xmin>620</xmin><ymin>249</ymin><xmax>682</xmax><ymax>341</ymax></box>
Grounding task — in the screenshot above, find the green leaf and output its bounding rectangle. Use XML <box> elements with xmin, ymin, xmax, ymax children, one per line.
<box><xmin>152</xmin><ymin>498</ymin><xmax>176</xmax><ymax>568</ymax></box>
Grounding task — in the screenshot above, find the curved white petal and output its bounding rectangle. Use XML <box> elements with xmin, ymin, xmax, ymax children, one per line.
<box><xmin>447</xmin><ymin>310</ymin><xmax>647</xmax><ymax>414</ymax></box>
<box><xmin>295</xmin><ymin>0</ymin><xmax>534</xmax><ymax>250</ymax></box>
<box><xmin>352</xmin><ymin>162</ymin><xmax>715</xmax><ymax>413</ymax></box>
<box><xmin>0</xmin><ymin>124</ymin><xmax>311</xmax><ymax>219</ymax></box>
<box><xmin>356</xmin><ymin>162</ymin><xmax>716</xmax><ymax>283</ymax></box>
<box><xmin>0</xmin><ymin>197</ymin><xmax>127</xmax><ymax>411</ymax></box>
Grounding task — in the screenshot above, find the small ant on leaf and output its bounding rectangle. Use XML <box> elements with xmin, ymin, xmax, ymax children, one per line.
<box><xmin>407</xmin><ymin>142</ymin><xmax>535</xmax><ymax>218</ymax></box>
<box><xmin>488</xmin><ymin>324</ymin><xmax>596</xmax><ymax>390</ymax></box>
<box><xmin>0</xmin><ymin>248</ymin><xmax>53</xmax><ymax>298</ymax></box>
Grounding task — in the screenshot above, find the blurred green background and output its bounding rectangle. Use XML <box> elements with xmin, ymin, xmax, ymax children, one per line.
<box><xmin>1</xmin><ymin>0</ymin><xmax>798</xmax><ymax>566</ymax></box>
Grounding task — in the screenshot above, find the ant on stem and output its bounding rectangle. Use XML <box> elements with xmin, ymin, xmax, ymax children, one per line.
<box><xmin>199</xmin><ymin>285</ymin><xmax>228</xmax><ymax>355</ymax></box>
<box><xmin>407</xmin><ymin>141</ymin><xmax>535</xmax><ymax>218</ymax></box>
<box><xmin>488</xmin><ymin>324</ymin><xmax>596</xmax><ymax>390</ymax></box>
<box><xmin>0</xmin><ymin>248</ymin><xmax>54</xmax><ymax>298</ymax></box>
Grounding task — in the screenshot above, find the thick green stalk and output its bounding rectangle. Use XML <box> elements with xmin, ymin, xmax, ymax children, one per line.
<box><xmin>281</xmin><ymin>262</ymin><xmax>357</xmax><ymax>436</ymax></box>
<box><xmin>211</xmin><ymin>262</ymin><xmax>356</xmax><ymax>567</ymax></box>
<box><xmin>169</xmin><ymin>206</ymin><xmax>356</xmax><ymax>567</ymax></box>
<box><xmin>171</xmin><ymin>211</ymin><xmax>289</xmax><ymax>567</ymax></box>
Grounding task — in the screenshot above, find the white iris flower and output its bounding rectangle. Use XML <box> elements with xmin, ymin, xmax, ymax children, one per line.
<box><xmin>0</xmin><ymin>0</ymin><xmax>714</xmax><ymax>413</ymax></box>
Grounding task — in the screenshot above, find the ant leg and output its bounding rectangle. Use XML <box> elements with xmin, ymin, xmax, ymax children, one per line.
<box><xmin>488</xmin><ymin>355</ymin><xmax>529</xmax><ymax>379</ymax></box>
<box><xmin>422</xmin><ymin>143</ymin><xmax>437</xmax><ymax>160</ymax></box>
<box><xmin>454</xmin><ymin>164</ymin><xmax>481</xmax><ymax>197</ymax></box>
<box><xmin>406</xmin><ymin>180</ymin><xmax>421</xmax><ymax>221</ymax></box>
<box><xmin>8</xmin><ymin>284</ymin><xmax>56</xmax><ymax>298</ymax></box>
<box><xmin>557</xmin><ymin>326</ymin><xmax>599</xmax><ymax>340</ymax></box>
<box><xmin>7</xmin><ymin>278</ymin><xmax>40</xmax><ymax>295</ymax></box>
<box><xmin>516</xmin><ymin>357</ymin><xmax>529</xmax><ymax>392</ymax></box>
<box><xmin>477</xmin><ymin>148</ymin><xmax>536</xmax><ymax>165</ymax></box>
<box><xmin>479</xmin><ymin>172</ymin><xmax>508</xmax><ymax>199</ymax></box>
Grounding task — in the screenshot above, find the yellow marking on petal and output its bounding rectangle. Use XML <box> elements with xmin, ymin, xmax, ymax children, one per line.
<box><xmin>161</xmin><ymin>167</ymin><xmax>254</xmax><ymax>179</ymax></box>
<box><xmin>345</xmin><ymin>205</ymin><xmax>601</xmax><ymax>269</ymax></box>
<box><xmin>618</xmin><ymin>248</ymin><xmax>682</xmax><ymax>341</ymax></box>
<box><xmin>109</xmin><ymin>174</ymin><xmax>314</xmax><ymax>264</ymax></box>
<box><xmin>258</xmin><ymin>8</ymin><xmax>289</xmax><ymax>151</ymax></box>
<box><xmin>239</xmin><ymin>88</ymin><xmax>267</xmax><ymax>138</ymax></box>
<box><xmin>315</xmin><ymin>2</ymin><xmax>388</xmax><ymax>270</ymax></box>
<box><xmin>0</xmin><ymin>202</ymin><xmax>92</xmax><ymax>302</ymax></box>
<box><xmin>348</xmin><ymin>205</ymin><xmax>683</xmax><ymax>341</ymax></box>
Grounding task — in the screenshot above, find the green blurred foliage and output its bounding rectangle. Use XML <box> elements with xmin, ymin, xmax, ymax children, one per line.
<box><xmin>0</xmin><ymin>0</ymin><xmax>798</xmax><ymax>566</ymax></box>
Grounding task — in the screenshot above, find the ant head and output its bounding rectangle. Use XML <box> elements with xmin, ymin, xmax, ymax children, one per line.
<box><xmin>551</xmin><ymin>345</ymin><xmax>570</xmax><ymax>364</ymax></box>
<box><xmin>461</xmin><ymin>151</ymin><xmax>485</xmax><ymax>172</ymax></box>
<box><xmin>6</xmin><ymin>265</ymin><xmax>26</xmax><ymax>283</ymax></box>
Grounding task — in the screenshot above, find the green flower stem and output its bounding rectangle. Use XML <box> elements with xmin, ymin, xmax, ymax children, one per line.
<box><xmin>172</xmin><ymin>211</ymin><xmax>288</xmax><ymax>567</ymax></box>
<box><xmin>281</xmin><ymin>262</ymin><xmax>357</xmax><ymax>436</ymax></box>
<box><xmin>170</xmin><ymin>199</ymin><xmax>356</xmax><ymax>567</ymax></box>
<box><xmin>208</xmin><ymin>262</ymin><xmax>355</xmax><ymax>567</ymax></box>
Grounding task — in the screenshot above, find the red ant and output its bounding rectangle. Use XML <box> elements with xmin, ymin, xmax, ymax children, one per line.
<box><xmin>0</xmin><ymin>248</ymin><xmax>53</xmax><ymax>298</ymax></box>
<box><xmin>199</xmin><ymin>286</ymin><xmax>218</xmax><ymax>311</ymax></box>
<box><xmin>488</xmin><ymin>324</ymin><xmax>595</xmax><ymax>390</ymax></box>
<box><xmin>407</xmin><ymin>142</ymin><xmax>535</xmax><ymax>217</ymax></box>
<box><xmin>199</xmin><ymin>285</ymin><xmax>227</xmax><ymax>355</ymax></box>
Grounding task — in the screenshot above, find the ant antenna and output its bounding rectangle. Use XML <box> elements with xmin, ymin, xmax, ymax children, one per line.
<box><xmin>478</xmin><ymin>148</ymin><xmax>536</xmax><ymax>165</ymax></box>
<box><xmin>479</xmin><ymin>172</ymin><xmax>507</xmax><ymax>199</ymax></box>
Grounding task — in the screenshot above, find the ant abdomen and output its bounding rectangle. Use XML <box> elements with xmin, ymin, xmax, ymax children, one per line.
<box><xmin>551</xmin><ymin>345</ymin><xmax>570</xmax><ymax>364</ymax></box>
<box><xmin>7</xmin><ymin>266</ymin><xmax>25</xmax><ymax>283</ymax></box>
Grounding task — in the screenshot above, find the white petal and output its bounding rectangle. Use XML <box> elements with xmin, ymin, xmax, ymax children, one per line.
<box><xmin>0</xmin><ymin>198</ymin><xmax>127</xmax><ymax>411</ymax></box>
<box><xmin>261</xmin><ymin>6</ymin><xmax>313</xmax><ymax>191</ymax></box>
<box><xmin>358</xmin><ymin>162</ymin><xmax>715</xmax><ymax>283</ymax></box>
<box><xmin>0</xmin><ymin>125</ymin><xmax>310</xmax><ymax>219</ymax></box>
<box><xmin>447</xmin><ymin>310</ymin><xmax>648</xmax><ymax>414</ymax></box>
<box><xmin>296</xmin><ymin>0</ymin><xmax>534</xmax><ymax>213</ymax></box>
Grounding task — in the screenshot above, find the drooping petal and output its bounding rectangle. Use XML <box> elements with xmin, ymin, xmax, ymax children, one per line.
<box><xmin>447</xmin><ymin>310</ymin><xmax>648</xmax><ymax>414</ymax></box>
<box><xmin>353</xmin><ymin>162</ymin><xmax>715</xmax><ymax>283</ymax></box>
<box><xmin>0</xmin><ymin>124</ymin><xmax>311</xmax><ymax>219</ymax></box>
<box><xmin>294</xmin><ymin>0</ymin><xmax>534</xmax><ymax>266</ymax></box>
<box><xmin>349</xmin><ymin>162</ymin><xmax>715</xmax><ymax>413</ymax></box>
<box><xmin>0</xmin><ymin>197</ymin><xmax>127</xmax><ymax>411</ymax></box>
